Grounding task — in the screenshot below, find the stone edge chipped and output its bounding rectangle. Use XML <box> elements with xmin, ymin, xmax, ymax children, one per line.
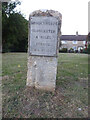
<box><xmin>28</xmin><ymin>10</ymin><xmax>62</xmax><ymax>58</ymax></box>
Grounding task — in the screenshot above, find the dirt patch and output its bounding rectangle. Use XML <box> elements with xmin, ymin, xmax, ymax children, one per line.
<box><xmin>14</xmin><ymin>86</ymin><xmax>66</xmax><ymax>118</ymax></box>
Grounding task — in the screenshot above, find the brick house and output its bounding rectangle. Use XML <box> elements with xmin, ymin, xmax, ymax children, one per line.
<box><xmin>60</xmin><ymin>32</ymin><xmax>87</xmax><ymax>52</ymax></box>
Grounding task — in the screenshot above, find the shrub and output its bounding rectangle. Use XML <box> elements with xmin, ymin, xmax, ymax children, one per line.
<box><xmin>59</xmin><ymin>48</ymin><xmax>67</xmax><ymax>53</ymax></box>
<box><xmin>75</xmin><ymin>50</ymin><xmax>78</xmax><ymax>53</ymax></box>
<box><xmin>69</xmin><ymin>48</ymin><xmax>74</xmax><ymax>53</ymax></box>
<box><xmin>83</xmin><ymin>44</ymin><xmax>90</xmax><ymax>54</ymax></box>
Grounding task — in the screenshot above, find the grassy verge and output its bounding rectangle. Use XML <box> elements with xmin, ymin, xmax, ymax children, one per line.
<box><xmin>2</xmin><ymin>53</ymin><xmax>88</xmax><ymax>118</ymax></box>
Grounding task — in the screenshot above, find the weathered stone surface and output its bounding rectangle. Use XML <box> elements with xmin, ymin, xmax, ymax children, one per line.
<box><xmin>29</xmin><ymin>17</ymin><xmax>58</xmax><ymax>57</ymax></box>
<box><xmin>27</xmin><ymin>56</ymin><xmax>57</xmax><ymax>91</ymax></box>
<box><xmin>27</xmin><ymin>10</ymin><xmax>62</xmax><ymax>91</ymax></box>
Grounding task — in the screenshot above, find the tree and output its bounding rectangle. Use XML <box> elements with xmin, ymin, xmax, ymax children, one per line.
<box><xmin>2</xmin><ymin>1</ymin><xmax>28</xmax><ymax>52</ymax></box>
<box><xmin>7</xmin><ymin>13</ymin><xmax>28</xmax><ymax>52</ymax></box>
<box><xmin>87</xmin><ymin>32</ymin><xmax>90</xmax><ymax>54</ymax></box>
<box><xmin>87</xmin><ymin>32</ymin><xmax>90</xmax><ymax>42</ymax></box>
<box><xmin>2</xmin><ymin>1</ymin><xmax>21</xmax><ymax>16</ymax></box>
<box><xmin>83</xmin><ymin>32</ymin><xmax>90</xmax><ymax>54</ymax></box>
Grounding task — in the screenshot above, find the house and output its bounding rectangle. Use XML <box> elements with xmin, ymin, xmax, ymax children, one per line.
<box><xmin>60</xmin><ymin>32</ymin><xmax>87</xmax><ymax>52</ymax></box>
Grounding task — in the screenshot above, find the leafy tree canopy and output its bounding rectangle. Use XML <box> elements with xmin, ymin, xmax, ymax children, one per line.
<box><xmin>2</xmin><ymin>0</ymin><xmax>28</xmax><ymax>52</ymax></box>
<box><xmin>2</xmin><ymin>0</ymin><xmax>21</xmax><ymax>16</ymax></box>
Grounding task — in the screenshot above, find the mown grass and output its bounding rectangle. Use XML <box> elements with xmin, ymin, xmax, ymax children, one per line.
<box><xmin>0</xmin><ymin>53</ymin><xmax>2</xmax><ymax>120</ymax></box>
<box><xmin>2</xmin><ymin>53</ymin><xmax>88</xmax><ymax>118</ymax></box>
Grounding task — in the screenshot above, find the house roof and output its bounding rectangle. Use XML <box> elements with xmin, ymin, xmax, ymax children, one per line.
<box><xmin>60</xmin><ymin>35</ymin><xmax>87</xmax><ymax>41</ymax></box>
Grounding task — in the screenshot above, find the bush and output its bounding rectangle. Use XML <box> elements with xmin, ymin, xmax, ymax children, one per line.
<box><xmin>68</xmin><ymin>48</ymin><xmax>74</xmax><ymax>53</ymax></box>
<box><xmin>88</xmin><ymin>44</ymin><xmax>90</xmax><ymax>54</ymax></box>
<box><xmin>75</xmin><ymin>50</ymin><xmax>78</xmax><ymax>53</ymax></box>
<box><xmin>83</xmin><ymin>45</ymin><xmax>90</xmax><ymax>54</ymax></box>
<box><xmin>59</xmin><ymin>48</ymin><xmax>67</xmax><ymax>53</ymax></box>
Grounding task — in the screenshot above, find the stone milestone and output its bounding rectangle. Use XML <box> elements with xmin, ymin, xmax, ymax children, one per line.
<box><xmin>27</xmin><ymin>10</ymin><xmax>62</xmax><ymax>91</ymax></box>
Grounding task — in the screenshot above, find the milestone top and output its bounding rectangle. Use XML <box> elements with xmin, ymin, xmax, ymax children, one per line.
<box><xmin>28</xmin><ymin>10</ymin><xmax>62</xmax><ymax>57</ymax></box>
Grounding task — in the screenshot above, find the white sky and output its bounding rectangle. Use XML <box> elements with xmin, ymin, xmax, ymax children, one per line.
<box><xmin>15</xmin><ymin>0</ymin><xmax>89</xmax><ymax>35</ymax></box>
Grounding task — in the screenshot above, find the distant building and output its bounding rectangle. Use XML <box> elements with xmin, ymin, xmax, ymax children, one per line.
<box><xmin>60</xmin><ymin>32</ymin><xmax>87</xmax><ymax>51</ymax></box>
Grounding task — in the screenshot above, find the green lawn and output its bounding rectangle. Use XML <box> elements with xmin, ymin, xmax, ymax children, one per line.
<box><xmin>2</xmin><ymin>53</ymin><xmax>88</xmax><ymax>118</ymax></box>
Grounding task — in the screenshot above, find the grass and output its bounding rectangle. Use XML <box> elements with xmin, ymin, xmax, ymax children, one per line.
<box><xmin>2</xmin><ymin>53</ymin><xmax>88</xmax><ymax>118</ymax></box>
<box><xmin>0</xmin><ymin>53</ymin><xmax>2</xmax><ymax>120</ymax></box>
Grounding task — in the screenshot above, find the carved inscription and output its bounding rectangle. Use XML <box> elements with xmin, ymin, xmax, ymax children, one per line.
<box><xmin>29</xmin><ymin>17</ymin><xmax>58</xmax><ymax>56</ymax></box>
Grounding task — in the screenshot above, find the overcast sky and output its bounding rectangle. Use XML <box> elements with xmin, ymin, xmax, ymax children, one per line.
<box><xmin>15</xmin><ymin>0</ymin><xmax>89</xmax><ymax>35</ymax></box>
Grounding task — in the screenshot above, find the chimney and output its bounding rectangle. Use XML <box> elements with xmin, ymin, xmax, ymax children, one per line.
<box><xmin>60</xmin><ymin>32</ymin><xmax>62</xmax><ymax>36</ymax></box>
<box><xmin>76</xmin><ymin>31</ymin><xmax>78</xmax><ymax>36</ymax></box>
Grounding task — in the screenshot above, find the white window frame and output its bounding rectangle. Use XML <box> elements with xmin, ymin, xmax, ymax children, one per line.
<box><xmin>73</xmin><ymin>40</ymin><xmax>77</xmax><ymax>44</ymax></box>
<box><xmin>83</xmin><ymin>41</ymin><xmax>86</xmax><ymax>44</ymax></box>
<box><xmin>62</xmin><ymin>41</ymin><xmax>67</xmax><ymax>44</ymax></box>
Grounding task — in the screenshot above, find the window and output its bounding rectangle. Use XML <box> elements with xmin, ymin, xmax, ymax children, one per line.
<box><xmin>83</xmin><ymin>41</ymin><xmax>86</xmax><ymax>44</ymax></box>
<box><xmin>73</xmin><ymin>46</ymin><xmax>77</xmax><ymax>50</ymax></box>
<box><xmin>73</xmin><ymin>40</ymin><xmax>77</xmax><ymax>44</ymax></box>
<box><xmin>62</xmin><ymin>41</ymin><xmax>67</xmax><ymax>44</ymax></box>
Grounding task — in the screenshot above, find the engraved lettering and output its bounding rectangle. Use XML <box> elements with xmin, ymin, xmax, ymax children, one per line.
<box><xmin>32</xmin><ymin>29</ymin><xmax>55</xmax><ymax>33</ymax></box>
<box><xmin>31</xmin><ymin>21</ymin><xmax>58</xmax><ymax>25</ymax></box>
<box><xmin>36</xmin><ymin>36</ymin><xmax>38</xmax><ymax>38</ymax></box>
<box><xmin>30</xmin><ymin>17</ymin><xmax>58</xmax><ymax>56</ymax></box>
